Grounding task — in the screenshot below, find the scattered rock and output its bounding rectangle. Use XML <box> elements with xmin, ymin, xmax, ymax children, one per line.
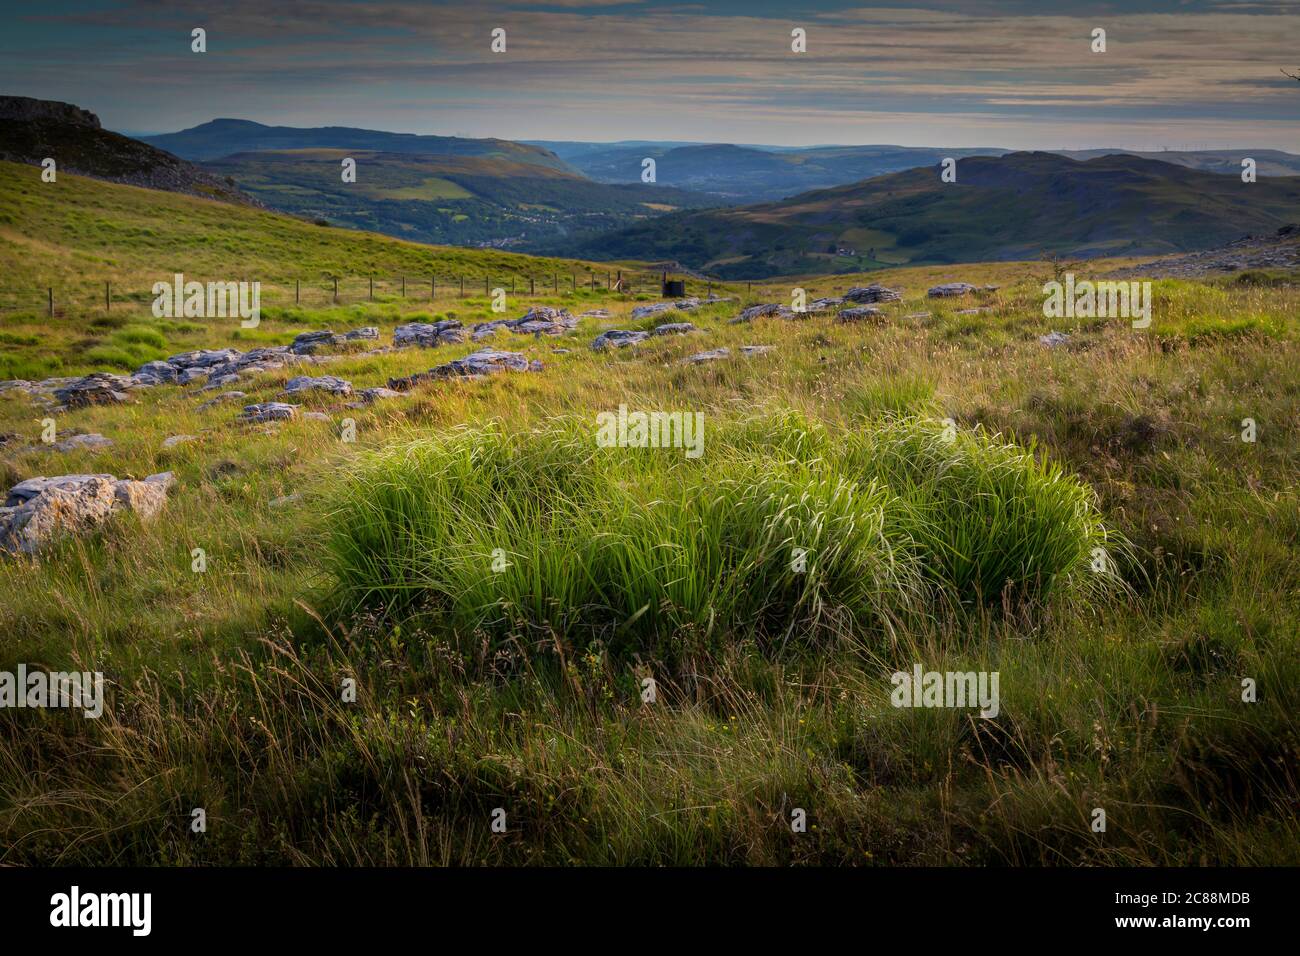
<box><xmin>162</xmin><ymin>434</ymin><xmax>198</xmax><ymax>448</ymax></box>
<box><xmin>269</xmin><ymin>492</ymin><xmax>303</xmax><ymax>508</ymax></box>
<box><xmin>680</xmin><ymin>345</ymin><xmax>773</xmax><ymax>364</ymax></box>
<box><xmin>650</xmin><ymin>322</ymin><xmax>698</xmax><ymax>336</ymax></box>
<box><xmin>1039</xmin><ymin>331</ymin><xmax>1071</xmax><ymax>348</ymax></box>
<box><xmin>680</xmin><ymin>348</ymin><xmax>731</xmax><ymax>364</ymax></box>
<box><xmin>283</xmin><ymin>375</ymin><xmax>353</xmax><ymax>397</ymax></box>
<box><xmin>838</xmin><ymin>306</ymin><xmax>884</xmax><ymax>323</ymax></box>
<box><xmin>238</xmin><ymin>402</ymin><xmax>299</xmax><ymax>424</ymax></box>
<box><xmin>1</xmin><ymin>472</ymin><xmax>174</xmax><ymax>554</ymax></box>
<box><xmin>196</xmin><ymin>391</ymin><xmax>246</xmax><ymax>411</ymax></box>
<box><xmin>592</xmin><ymin>329</ymin><xmax>650</xmax><ymax>351</ymax></box>
<box><xmin>387</xmin><ymin>349</ymin><xmax>543</xmax><ymax>390</ymax></box>
<box><xmin>473</xmin><ymin>307</ymin><xmax>577</xmax><ymax>342</ymax></box>
<box><xmin>903</xmin><ymin>312</ymin><xmax>932</xmax><ymax>320</ymax></box>
<box><xmin>928</xmin><ymin>282</ymin><xmax>978</xmax><ymax>298</ymax></box>
<box><xmin>290</xmin><ymin>328</ymin><xmax>379</xmax><ymax>355</ymax></box>
<box><xmin>393</xmin><ymin>320</ymin><xmax>466</xmax><ymax>348</ymax></box>
<box><xmin>844</xmin><ymin>285</ymin><xmax>902</xmax><ymax>304</ymax></box>
<box><xmin>53</xmin><ymin>373</ymin><xmax>133</xmax><ymax>407</ymax></box>
<box><xmin>356</xmin><ymin>387</ymin><xmax>402</xmax><ymax>403</ymax></box>
<box><xmin>733</xmin><ymin>303</ymin><xmax>783</xmax><ymax>323</ymax></box>
<box><xmin>48</xmin><ymin>432</ymin><xmax>114</xmax><ymax>452</ymax></box>
<box><xmin>302</xmin><ymin>411</ymin><xmax>332</xmax><ymax>422</ymax></box>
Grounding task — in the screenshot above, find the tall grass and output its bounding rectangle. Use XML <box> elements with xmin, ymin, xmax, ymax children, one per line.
<box><xmin>325</xmin><ymin>413</ymin><xmax>1115</xmax><ymax>653</ymax></box>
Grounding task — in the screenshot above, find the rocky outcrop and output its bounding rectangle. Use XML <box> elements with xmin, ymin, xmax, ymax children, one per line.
<box><xmin>838</xmin><ymin>306</ymin><xmax>883</xmax><ymax>322</ymax></box>
<box><xmin>680</xmin><ymin>345</ymin><xmax>774</xmax><ymax>364</ymax></box>
<box><xmin>54</xmin><ymin>373</ymin><xmax>133</xmax><ymax>407</ymax></box>
<box><xmin>1</xmin><ymin>471</ymin><xmax>174</xmax><ymax>554</ymax></box>
<box><xmin>591</xmin><ymin>329</ymin><xmax>649</xmax><ymax>351</ymax></box>
<box><xmin>928</xmin><ymin>282</ymin><xmax>978</xmax><ymax>298</ymax></box>
<box><xmin>290</xmin><ymin>328</ymin><xmax>378</xmax><ymax>355</ymax></box>
<box><xmin>472</xmin><ymin>306</ymin><xmax>577</xmax><ymax>342</ymax></box>
<box><xmin>393</xmin><ymin>321</ymin><xmax>466</xmax><ymax>348</ymax></box>
<box><xmin>238</xmin><ymin>402</ymin><xmax>299</xmax><ymax>423</ymax></box>
<box><xmin>844</xmin><ymin>285</ymin><xmax>902</xmax><ymax>304</ymax></box>
<box><xmin>387</xmin><ymin>349</ymin><xmax>543</xmax><ymax>391</ymax></box>
<box><xmin>282</xmin><ymin>375</ymin><xmax>352</xmax><ymax>397</ymax></box>
<box><xmin>0</xmin><ymin>96</ymin><xmax>260</xmax><ymax>207</ymax></box>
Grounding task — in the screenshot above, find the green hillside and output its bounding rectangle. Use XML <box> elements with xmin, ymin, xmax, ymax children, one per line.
<box><xmin>553</xmin><ymin>152</ymin><xmax>1300</xmax><ymax>278</ymax></box>
<box><xmin>202</xmin><ymin>149</ymin><xmax>717</xmax><ymax>249</ymax></box>
<box><xmin>0</xmin><ymin>159</ymin><xmax>617</xmax><ymax>295</ymax></box>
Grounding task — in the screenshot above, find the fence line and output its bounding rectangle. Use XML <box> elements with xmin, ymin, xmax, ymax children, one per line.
<box><xmin>0</xmin><ymin>271</ymin><xmax>743</xmax><ymax>319</ymax></box>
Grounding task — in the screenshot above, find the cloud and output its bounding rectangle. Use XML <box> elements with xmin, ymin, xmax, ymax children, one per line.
<box><xmin>2</xmin><ymin>0</ymin><xmax>1297</xmax><ymax>148</ymax></box>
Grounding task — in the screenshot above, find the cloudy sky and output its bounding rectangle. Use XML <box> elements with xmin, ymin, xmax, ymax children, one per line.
<box><xmin>2</xmin><ymin>0</ymin><xmax>1298</xmax><ymax>149</ymax></box>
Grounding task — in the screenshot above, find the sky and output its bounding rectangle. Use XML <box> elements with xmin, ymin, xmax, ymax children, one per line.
<box><xmin>1</xmin><ymin>0</ymin><xmax>1298</xmax><ymax>150</ymax></box>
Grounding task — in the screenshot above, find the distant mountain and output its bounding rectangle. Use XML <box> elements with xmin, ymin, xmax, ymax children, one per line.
<box><xmin>203</xmin><ymin>148</ymin><xmax>718</xmax><ymax>249</ymax></box>
<box><xmin>144</xmin><ymin>119</ymin><xmax>574</xmax><ymax>170</ymax></box>
<box><xmin>1056</xmin><ymin>149</ymin><xmax>1300</xmax><ymax>178</ymax></box>
<box><xmin>548</xmin><ymin>152</ymin><xmax>1300</xmax><ymax>278</ymax></box>
<box><xmin>534</xmin><ymin>142</ymin><xmax>1010</xmax><ymax>203</ymax></box>
<box><xmin>0</xmin><ymin>95</ymin><xmax>257</xmax><ymax>206</ymax></box>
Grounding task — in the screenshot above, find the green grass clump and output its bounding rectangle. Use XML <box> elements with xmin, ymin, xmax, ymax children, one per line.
<box><xmin>325</xmin><ymin>413</ymin><xmax>1113</xmax><ymax>651</ymax></box>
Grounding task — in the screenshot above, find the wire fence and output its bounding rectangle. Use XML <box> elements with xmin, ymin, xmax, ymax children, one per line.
<box><xmin>0</xmin><ymin>271</ymin><xmax>746</xmax><ymax>320</ymax></box>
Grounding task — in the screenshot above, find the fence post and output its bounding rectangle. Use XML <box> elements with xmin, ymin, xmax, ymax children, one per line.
<box><xmin>369</xmin><ymin>276</ymin><xmax>374</xmax><ymax>301</ymax></box>
<box><xmin>105</xmin><ymin>282</ymin><xmax>110</xmax><ymax>312</ymax></box>
<box><xmin>485</xmin><ymin>276</ymin><xmax>489</xmax><ymax>296</ymax></box>
<box><xmin>334</xmin><ymin>277</ymin><xmax>339</xmax><ymax>303</ymax></box>
<box><xmin>295</xmin><ymin>279</ymin><xmax>300</xmax><ymax>305</ymax></box>
<box><xmin>530</xmin><ymin>276</ymin><xmax>535</xmax><ymax>295</ymax></box>
<box><xmin>401</xmin><ymin>276</ymin><xmax>406</xmax><ymax>298</ymax></box>
<box><xmin>460</xmin><ymin>275</ymin><xmax>464</xmax><ymax>297</ymax></box>
<box><xmin>571</xmin><ymin>273</ymin><xmax>576</xmax><ymax>290</ymax></box>
<box><xmin>48</xmin><ymin>288</ymin><xmax>53</xmax><ymax>317</ymax></box>
<box><xmin>432</xmin><ymin>276</ymin><xmax>436</xmax><ymax>301</ymax></box>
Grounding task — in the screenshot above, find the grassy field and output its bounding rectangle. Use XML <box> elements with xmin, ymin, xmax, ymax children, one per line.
<box><xmin>1</xmin><ymin>168</ymin><xmax>1298</xmax><ymax>865</ymax></box>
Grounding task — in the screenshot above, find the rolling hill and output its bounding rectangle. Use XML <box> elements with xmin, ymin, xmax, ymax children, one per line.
<box><xmin>142</xmin><ymin>118</ymin><xmax>574</xmax><ymax>170</ymax></box>
<box><xmin>549</xmin><ymin>152</ymin><xmax>1300</xmax><ymax>278</ymax></box>
<box><xmin>536</xmin><ymin>141</ymin><xmax>1010</xmax><ymax>202</ymax></box>
<box><xmin>0</xmin><ymin>96</ymin><xmax>257</xmax><ymax>207</ymax></box>
<box><xmin>1057</xmin><ymin>148</ymin><xmax>1300</xmax><ymax>178</ymax></box>
<box><xmin>201</xmin><ymin>148</ymin><xmax>718</xmax><ymax>249</ymax></box>
<box><xmin>0</xmin><ymin>158</ymin><xmax>615</xmax><ymax>299</ymax></box>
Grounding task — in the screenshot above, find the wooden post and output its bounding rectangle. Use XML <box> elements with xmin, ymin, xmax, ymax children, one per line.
<box><xmin>510</xmin><ymin>275</ymin><xmax>515</xmax><ymax>294</ymax></box>
<box><xmin>295</xmin><ymin>279</ymin><xmax>300</xmax><ymax>305</ymax></box>
<box><xmin>334</xmin><ymin>277</ymin><xmax>339</xmax><ymax>303</ymax></box>
<box><xmin>432</xmin><ymin>277</ymin><xmax>436</xmax><ymax>300</ymax></box>
<box><xmin>369</xmin><ymin>276</ymin><xmax>374</xmax><ymax>300</ymax></box>
<box><xmin>460</xmin><ymin>275</ymin><xmax>465</xmax><ymax>297</ymax></box>
<box><xmin>530</xmin><ymin>276</ymin><xmax>535</xmax><ymax>295</ymax></box>
<box><xmin>571</xmin><ymin>273</ymin><xmax>576</xmax><ymax>290</ymax></box>
<box><xmin>401</xmin><ymin>276</ymin><xmax>405</xmax><ymax>298</ymax></box>
<box><xmin>553</xmin><ymin>272</ymin><xmax>557</xmax><ymax>292</ymax></box>
<box><xmin>48</xmin><ymin>288</ymin><xmax>53</xmax><ymax>316</ymax></box>
<box><xmin>105</xmin><ymin>282</ymin><xmax>110</xmax><ymax>312</ymax></box>
<box><xmin>485</xmin><ymin>276</ymin><xmax>489</xmax><ymax>296</ymax></box>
